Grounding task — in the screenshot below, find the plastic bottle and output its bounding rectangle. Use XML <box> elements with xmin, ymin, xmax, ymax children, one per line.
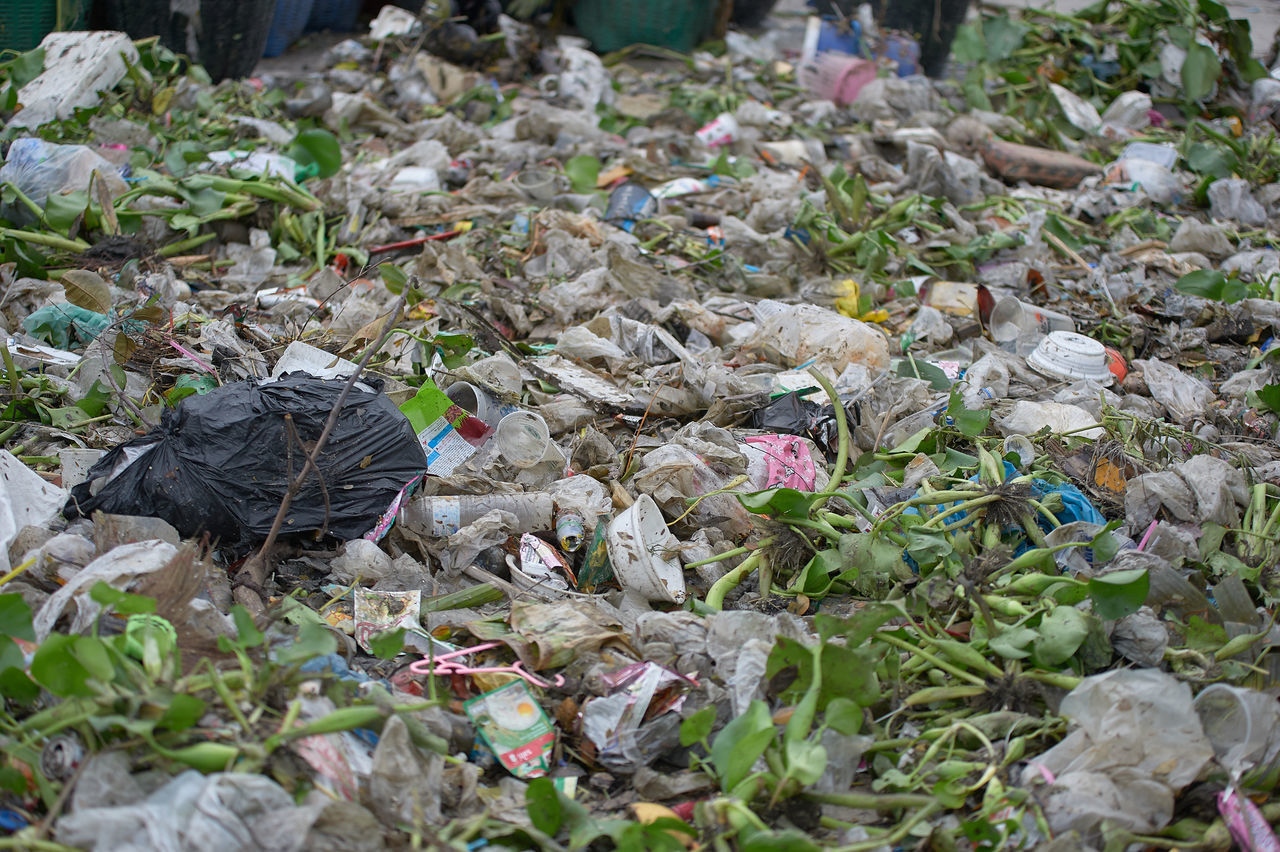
<box><xmin>400</xmin><ymin>493</ymin><xmax>554</xmax><ymax>538</ymax></box>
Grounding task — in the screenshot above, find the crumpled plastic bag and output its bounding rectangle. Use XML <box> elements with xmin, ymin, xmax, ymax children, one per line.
<box><xmin>57</xmin><ymin>770</ymin><xmax>320</xmax><ymax>852</ymax></box>
<box><xmin>1023</xmin><ymin>669</ymin><xmax>1213</xmax><ymax>836</ymax></box>
<box><xmin>0</xmin><ymin>137</ymin><xmax>129</xmax><ymax>226</ymax></box>
<box><xmin>64</xmin><ymin>374</ymin><xmax>427</xmax><ymax>546</ymax></box>
<box><xmin>744</xmin><ymin>301</ymin><xmax>889</xmax><ymax>375</ymax></box>
<box><xmin>1132</xmin><ymin>359</ymin><xmax>1215</xmax><ymax>423</ymax></box>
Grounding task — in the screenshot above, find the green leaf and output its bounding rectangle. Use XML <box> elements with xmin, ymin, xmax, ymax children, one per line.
<box><xmin>0</xmin><ymin>766</ymin><xmax>28</xmax><ymax>796</ymax></box>
<box><xmin>896</xmin><ymin>357</ymin><xmax>951</xmax><ymax>390</ymax></box>
<box><xmin>0</xmin><ymin>593</ymin><xmax>34</xmax><ymax>641</ymax></box>
<box><xmin>157</xmin><ymin>693</ymin><xmax>206</xmax><ymax>732</ymax></box>
<box><xmin>710</xmin><ymin>699</ymin><xmax>776</xmax><ymax>793</ymax></box>
<box><xmin>1033</xmin><ymin>606</ymin><xmax>1090</xmax><ymax>666</ymax></box>
<box><xmin>288</xmin><ymin>128</ymin><xmax>343</xmax><ymax>180</ymax></box>
<box><xmin>1186</xmin><ymin>142</ymin><xmax>1236</xmax><ymax>179</ymax></box>
<box><xmin>90</xmin><ymin>581</ymin><xmax>157</xmax><ymax>615</ymax></box>
<box><xmin>988</xmin><ymin>626</ymin><xmax>1038</xmax><ymax>660</ymax></box>
<box><xmin>1087</xmin><ymin>568</ymin><xmax>1149</xmax><ymax>620</ymax></box>
<box><xmin>824</xmin><ymin>696</ymin><xmax>863</xmax><ymax>735</ymax></box>
<box><xmin>954</xmin><ymin>407</ymin><xmax>990</xmax><ymax>437</ymax></box>
<box><xmin>274</xmin><ymin>622</ymin><xmax>338</xmax><ymax>665</ymax></box>
<box><xmin>1256</xmin><ymin>384</ymin><xmax>1280</xmax><ymax>414</ymax></box>
<box><xmin>1182</xmin><ymin>43</ymin><xmax>1222</xmax><ymax>102</ymax></box>
<box><xmin>0</xmin><ymin>665</ymin><xmax>39</xmax><ymax>705</ymax></box>
<box><xmin>1173</xmin><ymin>268</ymin><xmax>1247</xmax><ymax>303</ymax></box>
<box><xmin>679</xmin><ymin>704</ymin><xmax>716</xmax><ymax>747</ymax></box>
<box><xmin>45</xmin><ymin>190</ymin><xmax>89</xmax><ymax>236</ymax></box>
<box><xmin>783</xmin><ymin>738</ymin><xmax>827</xmax><ymax>786</ymax></box>
<box><xmin>31</xmin><ymin>634</ymin><xmax>99</xmax><ymax>696</ymax></box>
<box><xmin>381</xmin><ymin>263</ymin><xmax>408</xmax><ymax>294</ymax></box>
<box><xmin>1090</xmin><ymin>529</ymin><xmax>1119</xmax><ymax>564</ymax></box>
<box><xmin>564</xmin><ymin>155</ymin><xmax>600</xmax><ymax>194</ymax></box>
<box><xmin>906</xmin><ymin>527</ymin><xmax>953</xmax><ymax>566</ymax></box>
<box><xmin>525</xmin><ymin>777</ymin><xmax>564</xmax><ymax>836</ymax></box>
<box><xmin>163</xmin><ymin>141</ymin><xmax>206</xmax><ymax>178</ymax></box>
<box><xmin>738</xmin><ymin>487</ymin><xmax>817</xmax><ymax>519</ymax></box>
<box><xmin>230</xmin><ymin>604</ymin><xmax>264</xmax><ymax>648</ymax></box>
<box><xmin>1186</xmin><ymin>615</ymin><xmax>1228</xmax><ymax>652</ymax></box>
<box><xmin>983</xmin><ymin>16</ymin><xmax>1029</xmax><ymax>62</ymax></box>
<box><xmin>368</xmin><ymin>627</ymin><xmax>406</xmax><ymax>660</ymax></box>
<box><xmin>7</xmin><ymin>47</ymin><xmax>45</xmax><ymax>89</ymax></box>
<box><xmin>949</xmin><ymin>24</ymin><xmax>985</xmax><ymax>63</ymax></box>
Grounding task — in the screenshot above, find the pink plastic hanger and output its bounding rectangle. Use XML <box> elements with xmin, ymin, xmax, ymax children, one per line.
<box><xmin>407</xmin><ymin>641</ymin><xmax>566</xmax><ymax>688</ymax></box>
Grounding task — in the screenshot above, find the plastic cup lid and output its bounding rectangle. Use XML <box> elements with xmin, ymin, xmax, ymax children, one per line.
<box><xmin>1026</xmin><ymin>331</ymin><xmax>1113</xmax><ymax>385</ymax></box>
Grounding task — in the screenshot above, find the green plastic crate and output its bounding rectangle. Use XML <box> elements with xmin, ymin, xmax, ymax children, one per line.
<box><xmin>0</xmin><ymin>0</ymin><xmax>92</xmax><ymax>55</ymax></box>
<box><xmin>573</xmin><ymin>0</ymin><xmax>716</xmax><ymax>53</ymax></box>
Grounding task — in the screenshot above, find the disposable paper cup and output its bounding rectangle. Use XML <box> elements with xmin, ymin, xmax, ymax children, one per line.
<box><xmin>1026</xmin><ymin>331</ymin><xmax>1114</xmax><ymax>385</ymax></box>
<box><xmin>607</xmin><ymin>494</ymin><xmax>686</xmax><ymax>604</ymax></box>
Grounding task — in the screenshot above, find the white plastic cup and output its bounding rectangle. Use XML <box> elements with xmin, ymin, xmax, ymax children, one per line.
<box><xmin>988</xmin><ymin>297</ymin><xmax>1075</xmax><ymax>344</ymax></box>
<box><xmin>494</xmin><ymin>411</ymin><xmax>563</xmax><ymax>469</ymax></box>
<box><xmin>695</xmin><ymin>113</ymin><xmax>740</xmax><ymax>148</ymax></box>
<box><xmin>515</xmin><ymin>167</ymin><xmax>558</xmax><ymax>204</ymax></box>
<box><xmin>1193</xmin><ymin>683</ymin><xmax>1280</xmax><ymax>774</ymax></box>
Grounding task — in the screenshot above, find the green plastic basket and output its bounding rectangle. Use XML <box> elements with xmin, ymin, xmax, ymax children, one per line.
<box><xmin>572</xmin><ymin>0</ymin><xmax>716</xmax><ymax>53</ymax></box>
<box><xmin>0</xmin><ymin>0</ymin><xmax>92</xmax><ymax>55</ymax></box>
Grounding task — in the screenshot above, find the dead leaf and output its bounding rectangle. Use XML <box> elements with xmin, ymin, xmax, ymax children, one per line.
<box><xmin>61</xmin><ymin>269</ymin><xmax>111</xmax><ymax>315</ymax></box>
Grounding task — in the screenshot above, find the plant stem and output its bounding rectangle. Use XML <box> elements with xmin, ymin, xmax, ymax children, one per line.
<box><xmin>705</xmin><ymin>550</ymin><xmax>762</xmax><ymax>610</ymax></box>
<box><xmin>807</xmin><ymin>366</ymin><xmax>850</xmax><ymax>483</ymax></box>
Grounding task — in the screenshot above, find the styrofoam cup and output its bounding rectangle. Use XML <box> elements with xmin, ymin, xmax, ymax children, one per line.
<box><xmin>607</xmin><ymin>494</ymin><xmax>686</xmax><ymax>604</ymax></box>
<box><xmin>1026</xmin><ymin>331</ymin><xmax>1114</xmax><ymax>385</ymax></box>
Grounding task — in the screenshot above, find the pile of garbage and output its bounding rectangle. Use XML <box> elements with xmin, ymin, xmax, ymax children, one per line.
<box><xmin>2</xmin><ymin>0</ymin><xmax>1280</xmax><ymax>849</ymax></box>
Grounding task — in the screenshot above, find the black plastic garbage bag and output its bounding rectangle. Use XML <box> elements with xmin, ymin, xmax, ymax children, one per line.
<box><xmin>64</xmin><ymin>374</ymin><xmax>428</xmax><ymax>545</ymax></box>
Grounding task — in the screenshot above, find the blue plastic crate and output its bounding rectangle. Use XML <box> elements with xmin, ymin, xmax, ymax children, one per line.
<box><xmin>263</xmin><ymin>0</ymin><xmax>315</xmax><ymax>57</ymax></box>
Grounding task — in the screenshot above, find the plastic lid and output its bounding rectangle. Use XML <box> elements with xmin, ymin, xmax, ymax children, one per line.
<box><xmin>1026</xmin><ymin>331</ymin><xmax>1113</xmax><ymax>385</ymax></box>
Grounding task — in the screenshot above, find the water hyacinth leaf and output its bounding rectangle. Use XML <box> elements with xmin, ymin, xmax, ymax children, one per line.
<box><xmin>783</xmin><ymin>738</ymin><xmax>827</xmax><ymax>786</ymax></box>
<box><xmin>1255</xmin><ymin>384</ymin><xmax>1280</xmax><ymax>414</ymax></box>
<box><xmin>1181</xmin><ymin>42</ymin><xmax>1222</xmax><ymax>102</ymax></box>
<box><xmin>906</xmin><ymin>527</ymin><xmax>953</xmax><ymax>565</ymax></box>
<box><xmin>0</xmin><ymin>593</ymin><xmax>34</xmax><ymax>641</ymax></box>
<box><xmin>31</xmin><ymin>634</ymin><xmax>100</xmax><ymax>697</ymax></box>
<box><xmin>680</xmin><ymin>704</ymin><xmax>716</xmax><ymax>746</ymax></box>
<box><xmin>368</xmin><ymin>627</ymin><xmax>406</xmax><ymax>660</ymax></box>
<box><xmin>0</xmin><ymin>667</ymin><xmax>40</xmax><ymax>705</ymax></box>
<box><xmin>989</xmin><ymin>626</ymin><xmax>1038</xmax><ymax>660</ymax></box>
<box><xmin>738</xmin><ymin>487</ymin><xmax>816</xmax><ymax>519</ymax></box>
<box><xmin>288</xmin><ymin>128</ymin><xmax>343</xmax><ymax>179</ymax></box>
<box><xmin>1087</xmin><ymin>568</ymin><xmax>1150</xmax><ymax>620</ymax></box>
<box><xmin>1033</xmin><ymin>606</ymin><xmax>1090</xmax><ymax>666</ymax></box>
<box><xmin>711</xmin><ymin>699</ymin><xmax>776</xmax><ymax>793</ymax></box>
<box><xmin>983</xmin><ymin>16</ymin><xmax>1029</xmax><ymax>62</ymax></box>
<box><xmin>274</xmin><ymin>622</ymin><xmax>338</xmax><ymax>665</ymax></box>
<box><xmin>89</xmin><ymin>581</ymin><xmax>157</xmax><ymax>615</ymax></box>
<box><xmin>824</xmin><ymin>696</ymin><xmax>863</xmax><ymax>736</ymax></box>
<box><xmin>526</xmin><ymin>777</ymin><xmax>564</xmax><ymax>836</ymax></box>
<box><xmin>157</xmin><ymin>694</ymin><xmax>206</xmax><ymax>732</ymax></box>
<box><xmin>565</xmin><ymin>155</ymin><xmax>600</xmax><ymax>193</ymax></box>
